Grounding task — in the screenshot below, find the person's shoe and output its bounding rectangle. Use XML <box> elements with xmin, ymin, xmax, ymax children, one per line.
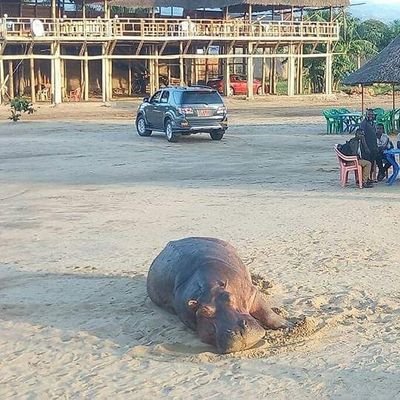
<box><xmin>377</xmin><ymin>173</ymin><xmax>385</xmax><ymax>182</ymax></box>
<box><xmin>362</xmin><ymin>182</ymin><xmax>373</xmax><ymax>188</ymax></box>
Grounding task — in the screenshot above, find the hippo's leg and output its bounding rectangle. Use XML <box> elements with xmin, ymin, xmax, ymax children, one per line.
<box><xmin>249</xmin><ymin>291</ymin><xmax>290</xmax><ymax>330</ymax></box>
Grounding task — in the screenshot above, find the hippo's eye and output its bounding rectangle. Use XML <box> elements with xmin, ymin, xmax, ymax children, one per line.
<box><xmin>219</xmin><ymin>292</ymin><xmax>232</xmax><ymax>303</ymax></box>
<box><xmin>199</xmin><ymin>306</ymin><xmax>215</xmax><ymax>318</ymax></box>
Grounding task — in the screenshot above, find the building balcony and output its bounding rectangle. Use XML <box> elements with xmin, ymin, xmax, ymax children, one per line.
<box><xmin>0</xmin><ymin>17</ymin><xmax>339</xmax><ymax>43</ymax></box>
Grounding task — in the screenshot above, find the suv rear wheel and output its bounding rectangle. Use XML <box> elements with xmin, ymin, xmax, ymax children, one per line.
<box><xmin>210</xmin><ymin>131</ymin><xmax>224</xmax><ymax>141</ymax></box>
<box><xmin>136</xmin><ymin>115</ymin><xmax>152</xmax><ymax>136</ymax></box>
<box><xmin>165</xmin><ymin>120</ymin><xmax>177</xmax><ymax>142</ymax></box>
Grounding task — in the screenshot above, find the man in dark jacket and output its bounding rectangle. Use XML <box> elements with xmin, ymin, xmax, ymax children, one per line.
<box><xmin>340</xmin><ymin>129</ymin><xmax>373</xmax><ymax>188</ymax></box>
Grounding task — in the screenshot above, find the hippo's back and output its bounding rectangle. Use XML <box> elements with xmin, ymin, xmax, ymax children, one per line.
<box><xmin>146</xmin><ymin>237</ymin><xmax>245</xmax><ymax>311</ymax></box>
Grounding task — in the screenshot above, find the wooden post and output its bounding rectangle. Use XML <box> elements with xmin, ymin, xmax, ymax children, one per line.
<box><xmin>287</xmin><ymin>45</ymin><xmax>295</xmax><ymax>96</ymax></box>
<box><xmin>149</xmin><ymin>48</ymin><xmax>155</xmax><ymax>95</ymax></box>
<box><xmin>128</xmin><ymin>60</ymin><xmax>132</xmax><ymax>96</ymax></box>
<box><xmin>30</xmin><ymin>57</ymin><xmax>36</xmax><ymax>103</ymax></box>
<box><xmin>155</xmin><ymin>46</ymin><xmax>159</xmax><ymax>92</ymax></box>
<box><xmin>0</xmin><ymin>59</ymin><xmax>4</xmax><ymax>105</ymax></box>
<box><xmin>84</xmin><ymin>48</ymin><xmax>89</xmax><ymax>101</ymax></box>
<box><xmin>261</xmin><ymin>48</ymin><xmax>267</xmax><ymax>95</ymax></box>
<box><xmin>8</xmin><ymin>61</ymin><xmax>14</xmax><ymax>99</ymax></box>
<box><xmin>246</xmin><ymin>43</ymin><xmax>254</xmax><ymax>99</ymax></box>
<box><xmin>102</xmin><ymin>43</ymin><xmax>108</xmax><ymax>102</ymax></box>
<box><xmin>179</xmin><ymin>42</ymin><xmax>184</xmax><ymax>85</ymax></box>
<box><xmin>223</xmin><ymin>44</ymin><xmax>232</xmax><ymax>96</ymax></box>
<box><xmin>51</xmin><ymin>42</ymin><xmax>62</xmax><ymax>104</ymax></box>
<box><xmin>297</xmin><ymin>44</ymin><xmax>303</xmax><ymax>94</ymax></box>
<box><xmin>51</xmin><ymin>0</ymin><xmax>56</xmax><ymax>20</ymax></box>
<box><xmin>108</xmin><ymin>59</ymin><xmax>113</xmax><ymax>100</ymax></box>
<box><xmin>80</xmin><ymin>59</ymin><xmax>84</xmax><ymax>97</ymax></box>
<box><xmin>104</xmin><ymin>0</ymin><xmax>109</xmax><ymax>18</ymax></box>
<box><xmin>325</xmin><ymin>42</ymin><xmax>333</xmax><ymax>95</ymax></box>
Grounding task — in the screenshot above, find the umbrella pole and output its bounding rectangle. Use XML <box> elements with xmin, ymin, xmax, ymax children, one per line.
<box><xmin>361</xmin><ymin>85</ymin><xmax>364</xmax><ymax>115</ymax></box>
<box><xmin>393</xmin><ymin>83</ymin><xmax>396</xmax><ymax>133</ymax></box>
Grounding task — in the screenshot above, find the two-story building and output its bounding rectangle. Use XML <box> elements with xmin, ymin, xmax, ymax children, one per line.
<box><xmin>0</xmin><ymin>0</ymin><xmax>349</xmax><ymax>104</ymax></box>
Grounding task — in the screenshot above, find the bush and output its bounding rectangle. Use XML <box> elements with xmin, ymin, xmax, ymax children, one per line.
<box><xmin>9</xmin><ymin>97</ymin><xmax>35</xmax><ymax>122</ymax></box>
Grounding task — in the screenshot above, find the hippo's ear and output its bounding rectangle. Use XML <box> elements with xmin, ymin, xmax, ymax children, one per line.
<box><xmin>187</xmin><ymin>299</ymin><xmax>199</xmax><ymax>311</ymax></box>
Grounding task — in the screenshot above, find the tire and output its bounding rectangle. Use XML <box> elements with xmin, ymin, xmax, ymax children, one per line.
<box><xmin>229</xmin><ymin>87</ymin><xmax>235</xmax><ymax>96</ymax></box>
<box><xmin>256</xmin><ymin>86</ymin><xmax>263</xmax><ymax>95</ymax></box>
<box><xmin>136</xmin><ymin>115</ymin><xmax>152</xmax><ymax>136</ymax></box>
<box><xmin>164</xmin><ymin>120</ymin><xmax>177</xmax><ymax>142</ymax></box>
<box><xmin>210</xmin><ymin>131</ymin><xmax>224</xmax><ymax>141</ymax></box>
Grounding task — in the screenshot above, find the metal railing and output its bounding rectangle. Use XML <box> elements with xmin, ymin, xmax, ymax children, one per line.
<box><xmin>0</xmin><ymin>17</ymin><xmax>339</xmax><ymax>41</ymax></box>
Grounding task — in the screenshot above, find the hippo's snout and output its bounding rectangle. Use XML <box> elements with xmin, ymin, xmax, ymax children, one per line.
<box><xmin>216</xmin><ymin>318</ymin><xmax>265</xmax><ymax>354</ymax></box>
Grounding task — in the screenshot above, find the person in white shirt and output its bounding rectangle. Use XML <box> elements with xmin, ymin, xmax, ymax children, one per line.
<box><xmin>376</xmin><ymin>123</ymin><xmax>393</xmax><ymax>181</ymax></box>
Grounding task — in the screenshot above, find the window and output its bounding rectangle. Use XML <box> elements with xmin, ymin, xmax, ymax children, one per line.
<box><xmin>175</xmin><ymin>91</ymin><xmax>223</xmax><ymax>105</ymax></box>
<box><xmin>160</xmin><ymin>91</ymin><xmax>170</xmax><ymax>103</ymax></box>
<box><xmin>150</xmin><ymin>91</ymin><xmax>162</xmax><ymax>103</ymax></box>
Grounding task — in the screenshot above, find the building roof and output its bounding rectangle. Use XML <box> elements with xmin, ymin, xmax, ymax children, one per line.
<box><xmin>108</xmin><ymin>0</ymin><xmax>349</xmax><ymax>8</ymax></box>
<box><xmin>343</xmin><ymin>36</ymin><xmax>400</xmax><ymax>85</ymax></box>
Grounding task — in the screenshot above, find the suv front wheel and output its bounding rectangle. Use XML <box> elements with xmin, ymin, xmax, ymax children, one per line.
<box><xmin>165</xmin><ymin>120</ymin><xmax>177</xmax><ymax>142</ymax></box>
<box><xmin>136</xmin><ymin>115</ymin><xmax>152</xmax><ymax>136</ymax></box>
<box><xmin>210</xmin><ymin>131</ymin><xmax>224</xmax><ymax>141</ymax></box>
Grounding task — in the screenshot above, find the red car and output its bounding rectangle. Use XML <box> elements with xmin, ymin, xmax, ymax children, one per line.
<box><xmin>207</xmin><ymin>74</ymin><xmax>268</xmax><ymax>96</ymax></box>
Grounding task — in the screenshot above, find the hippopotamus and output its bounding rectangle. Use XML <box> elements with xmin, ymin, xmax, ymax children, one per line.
<box><xmin>147</xmin><ymin>237</ymin><xmax>290</xmax><ymax>354</ymax></box>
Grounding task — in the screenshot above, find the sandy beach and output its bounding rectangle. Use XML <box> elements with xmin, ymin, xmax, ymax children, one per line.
<box><xmin>1</xmin><ymin>95</ymin><xmax>400</xmax><ymax>399</ymax></box>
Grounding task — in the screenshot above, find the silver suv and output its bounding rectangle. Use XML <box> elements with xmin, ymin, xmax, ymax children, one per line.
<box><xmin>135</xmin><ymin>86</ymin><xmax>228</xmax><ymax>142</ymax></box>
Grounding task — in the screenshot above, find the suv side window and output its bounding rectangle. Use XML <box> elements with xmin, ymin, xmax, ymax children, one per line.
<box><xmin>150</xmin><ymin>91</ymin><xmax>162</xmax><ymax>103</ymax></box>
<box><xmin>160</xmin><ymin>91</ymin><xmax>169</xmax><ymax>103</ymax></box>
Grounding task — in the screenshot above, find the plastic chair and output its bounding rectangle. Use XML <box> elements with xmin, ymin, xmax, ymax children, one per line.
<box><xmin>323</xmin><ymin>110</ymin><xmax>342</xmax><ymax>134</ymax></box>
<box><xmin>376</xmin><ymin>111</ymin><xmax>393</xmax><ymax>134</ymax></box>
<box><xmin>69</xmin><ymin>87</ymin><xmax>81</xmax><ymax>101</ymax></box>
<box><xmin>334</xmin><ymin>145</ymin><xmax>363</xmax><ymax>189</ymax></box>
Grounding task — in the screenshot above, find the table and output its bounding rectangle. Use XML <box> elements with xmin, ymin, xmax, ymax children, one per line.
<box><xmin>340</xmin><ymin>112</ymin><xmax>362</xmax><ymax>134</ymax></box>
<box><xmin>383</xmin><ymin>148</ymin><xmax>400</xmax><ymax>185</ymax></box>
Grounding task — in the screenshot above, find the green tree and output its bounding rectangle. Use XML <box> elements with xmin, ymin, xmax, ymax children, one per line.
<box><xmin>303</xmin><ymin>12</ymin><xmax>379</xmax><ymax>93</ymax></box>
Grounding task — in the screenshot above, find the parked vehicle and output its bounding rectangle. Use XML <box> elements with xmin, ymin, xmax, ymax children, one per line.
<box><xmin>206</xmin><ymin>74</ymin><xmax>269</xmax><ymax>96</ymax></box>
<box><xmin>135</xmin><ymin>86</ymin><xmax>228</xmax><ymax>142</ymax></box>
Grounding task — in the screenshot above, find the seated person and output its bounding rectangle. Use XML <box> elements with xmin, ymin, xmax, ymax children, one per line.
<box><xmin>376</xmin><ymin>123</ymin><xmax>393</xmax><ymax>181</ymax></box>
<box><xmin>339</xmin><ymin>128</ymin><xmax>373</xmax><ymax>188</ymax></box>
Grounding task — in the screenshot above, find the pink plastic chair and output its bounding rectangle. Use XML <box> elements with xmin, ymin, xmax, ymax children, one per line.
<box><xmin>334</xmin><ymin>145</ymin><xmax>363</xmax><ymax>189</ymax></box>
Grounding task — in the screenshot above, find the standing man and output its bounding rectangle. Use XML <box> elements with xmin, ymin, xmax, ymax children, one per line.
<box><xmin>376</xmin><ymin>123</ymin><xmax>393</xmax><ymax>181</ymax></box>
<box><xmin>360</xmin><ymin>109</ymin><xmax>379</xmax><ymax>178</ymax></box>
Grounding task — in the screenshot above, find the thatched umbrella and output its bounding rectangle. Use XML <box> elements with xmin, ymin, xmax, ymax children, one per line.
<box><xmin>343</xmin><ymin>35</ymin><xmax>400</xmax><ymax>117</ymax></box>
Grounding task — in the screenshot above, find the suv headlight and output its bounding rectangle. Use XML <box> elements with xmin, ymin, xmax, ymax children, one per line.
<box><xmin>217</xmin><ymin>106</ymin><xmax>226</xmax><ymax>115</ymax></box>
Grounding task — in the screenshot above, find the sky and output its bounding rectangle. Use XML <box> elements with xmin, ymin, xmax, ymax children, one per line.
<box><xmin>351</xmin><ymin>0</ymin><xmax>400</xmax><ymax>21</ymax></box>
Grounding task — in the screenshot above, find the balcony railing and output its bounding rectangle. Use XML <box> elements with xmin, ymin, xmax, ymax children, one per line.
<box><xmin>0</xmin><ymin>17</ymin><xmax>339</xmax><ymax>42</ymax></box>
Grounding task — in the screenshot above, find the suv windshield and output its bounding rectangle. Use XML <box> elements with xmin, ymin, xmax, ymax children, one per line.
<box><xmin>174</xmin><ymin>91</ymin><xmax>223</xmax><ymax>105</ymax></box>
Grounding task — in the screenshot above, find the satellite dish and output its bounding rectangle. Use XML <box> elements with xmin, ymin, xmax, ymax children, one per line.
<box><xmin>31</xmin><ymin>19</ymin><xmax>45</xmax><ymax>37</ymax></box>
